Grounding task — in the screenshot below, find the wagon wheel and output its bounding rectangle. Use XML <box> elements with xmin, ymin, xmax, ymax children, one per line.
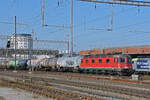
<box><xmin>73</xmin><ymin>67</ymin><xmax>79</xmax><ymax>73</ymax></box>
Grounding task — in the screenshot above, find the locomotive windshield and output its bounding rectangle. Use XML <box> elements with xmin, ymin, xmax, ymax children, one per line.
<box><xmin>120</xmin><ymin>58</ymin><xmax>125</xmax><ymax>63</ymax></box>
<box><xmin>117</xmin><ymin>57</ymin><xmax>125</xmax><ymax>63</ymax></box>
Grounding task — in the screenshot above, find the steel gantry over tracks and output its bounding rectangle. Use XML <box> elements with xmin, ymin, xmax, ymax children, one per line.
<box><xmin>79</xmin><ymin>0</ymin><xmax>150</xmax><ymax>7</ymax></box>
<box><xmin>0</xmin><ymin>48</ymin><xmax>59</xmax><ymax>57</ymax></box>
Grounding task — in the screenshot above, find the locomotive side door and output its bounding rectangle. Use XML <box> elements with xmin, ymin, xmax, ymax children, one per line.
<box><xmin>117</xmin><ymin>57</ymin><xmax>121</xmax><ymax>69</ymax></box>
<box><xmin>114</xmin><ymin>57</ymin><xmax>117</xmax><ymax>68</ymax></box>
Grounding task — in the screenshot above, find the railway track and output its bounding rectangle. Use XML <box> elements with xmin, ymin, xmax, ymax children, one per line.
<box><xmin>30</xmin><ymin>76</ymin><xmax>150</xmax><ymax>99</ymax></box>
<box><xmin>32</xmin><ymin>71</ymin><xmax>150</xmax><ymax>86</ymax></box>
<box><xmin>0</xmin><ymin>72</ymin><xmax>150</xmax><ymax>100</ymax></box>
<box><xmin>0</xmin><ymin>78</ymin><xmax>100</xmax><ymax>100</ymax></box>
<box><xmin>0</xmin><ymin>73</ymin><xmax>150</xmax><ymax>100</ymax></box>
<box><xmin>4</xmin><ymin>70</ymin><xmax>150</xmax><ymax>85</ymax></box>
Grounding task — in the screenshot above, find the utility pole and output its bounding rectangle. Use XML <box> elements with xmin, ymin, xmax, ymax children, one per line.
<box><xmin>29</xmin><ymin>29</ymin><xmax>34</xmax><ymax>71</ymax></box>
<box><xmin>110</xmin><ymin>5</ymin><xmax>114</xmax><ymax>31</ymax></box>
<box><xmin>70</xmin><ymin>0</ymin><xmax>73</xmax><ymax>56</ymax></box>
<box><xmin>67</xmin><ymin>34</ymin><xmax>70</xmax><ymax>56</ymax></box>
<box><xmin>40</xmin><ymin>0</ymin><xmax>73</xmax><ymax>55</ymax></box>
<box><xmin>14</xmin><ymin>16</ymin><xmax>17</xmax><ymax>71</ymax></box>
<box><xmin>41</xmin><ymin>0</ymin><xmax>45</xmax><ymax>26</ymax></box>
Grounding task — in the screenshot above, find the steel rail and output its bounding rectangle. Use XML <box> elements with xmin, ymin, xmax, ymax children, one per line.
<box><xmin>0</xmin><ymin>72</ymin><xmax>150</xmax><ymax>99</ymax></box>
<box><xmin>0</xmin><ymin>78</ymin><xmax>101</xmax><ymax>100</ymax></box>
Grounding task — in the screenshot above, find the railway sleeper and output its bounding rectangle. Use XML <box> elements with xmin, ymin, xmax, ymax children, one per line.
<box><xmin>15</xmin><ymin>79</ymin><xmax>150</xmax><ymax>99</ymax></box>
<box><xmin>5</xmin><ymin>79</ymin><xmax>101</xmax><ymax>100</ymax></box>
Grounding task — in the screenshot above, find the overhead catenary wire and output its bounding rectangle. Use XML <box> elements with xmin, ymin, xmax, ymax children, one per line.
<box><xmin>74</xmin><ymin>6</ymin><xmax>137</xmax><ymax>32</ymax></box>
<box><xmin>75</xmin><ymin>5</ymin><xmax>148</xmax><ymax>38</ymax></box>
<box><xmin>74</xmin><ymin>7</ymin><xmax>138</xmax><ymax>38</ymax></box>
<box><xmin>115</xmin><ymin>20</ymin><xmax>150</xmax><ymax>31</ymax></box>
<box><xmin>41</xmin><ymin>0</ymin><xmax>69</xmax><ymax>29</ymax></box>
<box><xmin>1</xmin><ymin>0</ymin><xmax>150</xmax><ymax>51</ymax></box>
<box><xmin>0</xmin><ymin>22</ymin><xmax>28</xmax><ymax>26</ymax></box>
<box><xmin>84</xmin><ymin>35</ymin><xmax>150</xmax><ymax>49</ymax></box>
<box><xmin>79</xmin><ymin>0</ymin><xmax>150</xmax><ymax>7</ymax></box>
<box><xmin>38</xmin><ymin>0</ymin><xmax>150</xmax><ymax>49</ymax></box>
<box><xmin>74</xmin><ymin>2</ymin><xmax>148</xmax><ymax>39</ymax></box>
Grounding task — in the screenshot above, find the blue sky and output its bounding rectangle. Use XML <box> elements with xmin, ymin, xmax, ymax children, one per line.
<box><xmin>0</xmin><ymin>0</ymin><xmax>150</xmax><ymax>51</ymax></box>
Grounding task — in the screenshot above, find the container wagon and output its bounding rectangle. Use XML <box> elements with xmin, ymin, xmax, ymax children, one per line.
<box><xmin>133</xmin><ymin>58</ymin><xmax>150</xmax><ymax>74</ymax></box>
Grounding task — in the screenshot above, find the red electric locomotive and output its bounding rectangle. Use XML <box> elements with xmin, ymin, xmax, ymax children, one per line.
<box><xmin>80</xmin><ymin>54</ymin><xmax>133</xmax><ymax>75</ymax></box>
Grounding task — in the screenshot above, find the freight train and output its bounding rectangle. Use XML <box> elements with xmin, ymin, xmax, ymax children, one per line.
<box><xmin>0</xmin><ymin>54</ymin><xmax>149</xmax><ymax>75</ymax></box>
<box><xmin>56</xmin><ymin>54</ymin><xmax>133</xmax><ymax>75</ymax></box>
<box><xmin>26</xmin><ymin>54</ymin><xmax>133</xmax><ymax>75</ymax></box>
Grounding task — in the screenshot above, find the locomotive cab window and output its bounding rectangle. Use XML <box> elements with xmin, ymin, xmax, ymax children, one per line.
<box><xmin>117</xmin><ymin>58</ymin><xmax>120</xmax><ymax>63</ymax></box>
<box><xmin>106</xmin><ymin>59</ymin><xmax>110</xmax><ymax>63</ymax></box>
<box><xmin>99</xmin><ymin>59</ymin><xmax>102</xmax><ymax>63</ymax></box>
<box><xmin>117</xmin><ymin>57</ymin><xmax>125</xmax><ymax>63</ymax></box>
<box><xmin>120</xmin><ymin>58</ymin><xmax>125</xmax><ymax>63</ymax></box>
<box><xmin>92</xmin><ymin>59</ymin><xmax>95</xmax><ymax>63</ymax></box>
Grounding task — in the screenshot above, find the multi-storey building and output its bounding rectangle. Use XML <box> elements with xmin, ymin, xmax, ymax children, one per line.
<box><xmin>10</xmin><ymin>34</ymin><xmax>33</xmax><ymax>59</ymax></box>
<box><xmin>10</xmin><ymin>34</ymin><xmax>33</xmax><ymax>49</ymax></box>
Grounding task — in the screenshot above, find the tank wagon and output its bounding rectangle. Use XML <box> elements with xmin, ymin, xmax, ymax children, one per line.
<box><xmin>57</xmin><ymin>56</ymin><xmax>83</xmax><ymax>72</ymax></box>
<box><xmin>39</xmin><ymin>57</ymin><xmax>57</xmax><ymax>71</ymax></box>
<box><xmin>27</xmin><ymin>57</ymin><xmax>58</xmax><ymax>71</ymax></box>
<box><xmin>27</xmin><ymin>59</ymin><xmax>41</xmax><ymax>71</ymax></box>
<box><xmin>8</xmin><ymin>60</ymin><xmax>28</xmax><ymax>70</ymax></box>
<box><xmin>0</xmin><ymin>58</ymin><xmax>9</xmax><ymax>69</ymax></box>
<box><xmin>0</xmin><ymin>58</ymin><xmax>28</xmax><ymax>70</ymax></box>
